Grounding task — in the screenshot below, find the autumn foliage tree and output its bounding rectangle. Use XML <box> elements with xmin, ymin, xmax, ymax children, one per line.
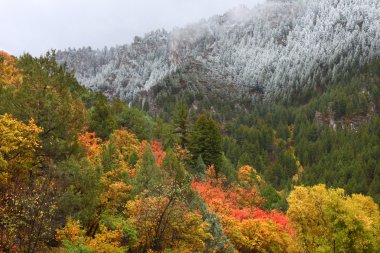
<box><xmin>0</xmin><ymin>51</ymin><xmax>23</xmax><ymax>88</ymax></box>
<box><xmin>0</xmin><ymin>113</ymin><xmax>42</xmax><ymax>187</ymax></box>
<box><xmin>57</xmin><ymin>128</ymin><xmax>139</xmax><ymax>251</ymax></box>
<box><xmin>1</xmin><ymin>49</ymin><xmax>380</xmax><ymax>253</ymax></box>
<box><xmin>125</xmin><ymin>147</ymin><xmax>214</xmax><ymax>252</ymax></box>
<box><xmin>1</xmin><ymin>53</ymin><xmax>88</xmax><ymax>162</ymax></box>
<box><xmin>56</xmin><ymin>218</ymin><xmax>128</xmax><ymax>253</ymax></box>
<box><xmin>287</xmin><ymin>185</ymin><xmax>380</xmax><ymax>252</ymax></box>
<box><xmin>192</xmin><ymin>165</ymin><xmax>294</xmax><ymax>252</ymax></box>
<box><xmin>0</xmin><ymin>114</ymin><xmax>59</xmax><ymax>252</ymax></box>
<box><xmin>80</xmin><ymin>129</ymin><xmax>137</xmax><ymax>237</ymax></box>
<box><xmin>78</xmin><ymin>132</ymin><xmax>102</xmax><ymax>163</ymax></box>
<box><xmin>125</xmin><ymin>195</ymin><xmax>211</xmax><ymax>252</ymax></box>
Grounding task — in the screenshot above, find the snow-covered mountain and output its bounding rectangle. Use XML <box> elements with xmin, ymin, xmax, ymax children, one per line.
<box><xmin>56</xmin><ymin>0</ymin><xmax>380</xmax><ymax>102</ymax></box>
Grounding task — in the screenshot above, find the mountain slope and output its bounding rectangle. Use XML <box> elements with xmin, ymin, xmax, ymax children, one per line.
<box><xmin>56</xmin><ymin>0</ymin><xmax>380</xmax><ymax>102</ymax></box>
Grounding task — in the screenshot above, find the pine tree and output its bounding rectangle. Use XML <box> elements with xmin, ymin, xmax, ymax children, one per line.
<box><xmin>161</xmin><ymin>149</ymin><xmax>186</xmax><ymax>185</ymax></box>
<box><xmin>172</xmin><ymin>100</ymin><xmax>190</xmax><ymax>148</ymax></box>
<box><xmin>89</xmin><ymin>92</ymin><xmax>117</xmax><ymax>139</ymax></box>
<box><xmin>193</xmin><ymin>155</ymin><xmax>207</xmax><ymax>175</ymax></box>
<box><xmin>134</xmin><ymin>145</ymin><xmax>162</xmax><ymax>194</ymax></box>
<box><xmin>189</xmin><ymin>115</ymin><xmax>223</xmax><ymax>177</ymax></box>
<box><xmin>220</xmin><ymin>155</ymin><xmax>235</xmax><ymax>182</ymax></box>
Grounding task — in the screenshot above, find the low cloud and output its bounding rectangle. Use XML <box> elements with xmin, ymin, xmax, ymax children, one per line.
<box><xmin>0</xmin><ymin>0</ymin><xmax>265</xmax><ymax>56</ymax></box>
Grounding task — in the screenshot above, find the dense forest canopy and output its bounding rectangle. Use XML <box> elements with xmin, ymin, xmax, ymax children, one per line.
<box><xmin>56</xmin><ymin>0</ymin><xmax>380</xmax><ymax>101</ymax></box>
<box><xmin>1</xmin><ymin>46</ymin><xmax>380</xmax><ymax>252</ymax></box>
<box><xmin>1</xmin><ymin>0</ymin><xmax>380</xmax><ymax>252</ymax></box>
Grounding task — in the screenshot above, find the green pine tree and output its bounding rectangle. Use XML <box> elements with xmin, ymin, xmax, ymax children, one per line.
<box><xmin>193</xmin><ymin>155</ymin><xmax>207</xmax><ymax>175</ymax></box>
<box><xmin>89</xmin><ymin>92</ymin><xmax>117</xmax><ymax>139</ymax></box>
<box><xmin>189</xmin><ymin>115</ymin><xmax>223</xmax><ymax>177</ymax></box>
<box><xmin>134</xmin><ymin>144</ymin><xmax>162</xmax><ymax>194</ymax></box>
<box><xmin>172</xmin><ymin>100</ymin><xmax>190</xmax><ymax>148</ymax></box>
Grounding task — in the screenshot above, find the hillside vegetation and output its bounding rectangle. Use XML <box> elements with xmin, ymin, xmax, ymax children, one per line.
<box><xmin>1</xmin><ymin>48</ymin><xmax>380</xmax><ymax>252</ymax></box>
<box><xmin>56</xmin><ymin>0</ymin><xmax>380</xmax><ymax>102</ymax></box>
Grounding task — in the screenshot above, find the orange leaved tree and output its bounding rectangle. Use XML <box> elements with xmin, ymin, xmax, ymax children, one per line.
<box><xmin>0</xmin><ymin>51</ymin><xmax>23</xmax><ymax>88</ymax></box>
<box><xmin>193</xmin><ymin>165</ymin><xmax>294</xmax><ymax>252</ymax></box>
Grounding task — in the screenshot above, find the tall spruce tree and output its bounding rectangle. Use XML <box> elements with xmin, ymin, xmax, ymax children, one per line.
<box><xmin>189</xmin><ymin>115</ymin><xmax>223</xmax><ymax>176</ymax></box>
<box><xmin>89</xmin><ymin>92</ymin><xmax>116</xmax><ymax>139</ymax></box>
<box><xmin>172</xmin><ymin>100</ymin><xmax>190</xmax><ymax>148</ymax></box>
<box><xmin>134</xmin><ymin>144</ymin><xmax>162</xmax><ymax>194</ymax></box>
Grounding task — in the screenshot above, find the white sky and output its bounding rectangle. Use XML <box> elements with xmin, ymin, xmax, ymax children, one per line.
<box><xmin>0</xmin><ymin>0</ymin><xmax>265</xmax><ymax>56</ymax></box>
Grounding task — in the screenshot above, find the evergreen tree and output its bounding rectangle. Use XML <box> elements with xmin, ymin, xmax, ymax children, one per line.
<box><xmin>89</xmin><ymin>92</ymin><xmax>116</xmax><ymax>139</ymax></box>
<box><xmin>117</xmin><ymin>106</ymin><xmax>154</xmax><ymax>140</ymax></box>
<box><xmin>193</xmin><ymin>155</ymin><xmax>207</xmax><ymax>175</ymax></box>
<box><xmin>172</xmin><ymin>100</ymin><xmax>190</xmax><ymax>148</ymax></box>
<box><xmin>134</xmin><ymin>145</ymin><xmax>162</xmax><ymax>194</ymax></box>
<box><xmin>161</xmin><ymin>149</ymin><xmax>186</xmax><ymax>185</ymax></box>
<box><xmin>220</xmin><ymin>155</ymin><xmax>236</xmax><ymax>182</ymax></box>
<box><xmin>189</xmin><ymin>115</ymin><xmax>223</xmax><ymax>176</ymax></box>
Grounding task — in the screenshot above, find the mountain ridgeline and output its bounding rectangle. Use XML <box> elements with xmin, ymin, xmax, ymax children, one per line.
<box><xmin>56</xmin><ymin>0</ymin><xmax>380</xmax><ymax>105</ymax></box>
<box><xmin>1</xmin><ymin>0</ymin><xmax>380</xmax><ymax>251</ymax></box>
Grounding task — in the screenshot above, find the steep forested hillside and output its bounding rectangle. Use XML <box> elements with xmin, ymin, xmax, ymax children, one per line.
<box><xmin>1</xmin><ymin>0</ymin><xmax>380</xmax><ymax>252</ymax></box>
<box><xmin>1</xmin><ymin>47</ymin><xmax>380</xmax><ymax>252</ymax></box>
<box><xmin>56</xmin><ymin>0</ymin><xmax>380</xmax><ymax>102</ymax></box>
<box><xmin>141</xmin><ymin>59</ymin><xmax>380</xmax><ymax>205</ymax></box>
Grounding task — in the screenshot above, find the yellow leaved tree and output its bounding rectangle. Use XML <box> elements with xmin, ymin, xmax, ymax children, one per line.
<box><xmin>287</xmin><ymin>184</ymin><xmax>380</xmax><ymax>252</ymax></box>
<box><xmin>0</xmin><ymin>113</ymin><xmax>42</xmax><ymax>187</ymax></box>
<box><xmin>56</xmin><ymin>218</ymin><xmax>126</xmax><ymax>253</ymax></box>
<box><xmin>125</xmin><ymin>195</ymin><xmax>212</xmax><ymax>252</ymax></box>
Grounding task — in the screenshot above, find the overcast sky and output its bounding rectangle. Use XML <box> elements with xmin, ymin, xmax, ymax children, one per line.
<box><xmin>0</xmin><ymin>0</ymin><xmax>265</xmax><ymax>56</ymax></box>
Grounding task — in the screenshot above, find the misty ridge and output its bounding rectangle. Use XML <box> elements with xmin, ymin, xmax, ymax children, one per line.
<box><xmin>3</xmin><ymin>0</ymin><xmax>380</xmax><ymax>252</ymax></box>
<box><xmin>56</xmin><ymin>0</ymin><xmax>380</xmax><ymax>102</ymax></box>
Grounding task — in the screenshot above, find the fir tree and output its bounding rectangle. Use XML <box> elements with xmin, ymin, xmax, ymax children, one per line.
<box><xmin>172</xmin><ymin>100</ymin><xmax>190</xmax><ymax>148</ymax></box>
<box><xmin>134</xmin><ymin>144</ymin><xmax>162</xmax><ymax>194</ymax></box>
<box><xmin>89</xmin><ymin>92</ymin><xmax>116</xmax><ymax>139</ymax></box>
<box><xmin>189</xmin><ymin>115</ymin><xmax>223</xmax><ymax>177</ymax></box>
<box><xmin>193</xmin><ymin>155</ymin><xmax>207</xmax><ymax>175</ymax></box>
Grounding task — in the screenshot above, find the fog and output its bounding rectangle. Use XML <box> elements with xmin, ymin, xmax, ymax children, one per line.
<box><xmin>0</xmin><ymin>0</ymin><xmax>265</xmax><ymax>56</ymax></box>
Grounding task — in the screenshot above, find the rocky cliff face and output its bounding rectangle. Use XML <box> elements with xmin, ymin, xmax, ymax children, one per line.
<box><xmin>56</xmin><ymin>0</ymin><xmax>380</xmax><ymax>102</ymax></box>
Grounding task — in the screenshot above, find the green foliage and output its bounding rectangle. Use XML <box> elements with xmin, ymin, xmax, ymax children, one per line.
<box><xmin>139</xmin><ymin>59</ymin><xmax>380</xmax><ymax>206</ymax></box>
<box><xmin>117</xmin><ymin>105</ymin><xmax>154</xmax><ymax>140</ymax></box>
<box><xmin>134</xmin><ymin>145</ymin><xmax>162</xmax><ymax>194</ymax></box>
<box><xmin>195</xmin><ymin>196</ymin><xmax>235</xmax><ymax>253</ymax></box>
<box><xmin>161</xmin><ymin>149</ymin><xmax>187</xmax><ymax>184</ymax></box>
<box><xmin>61</xmin><ymin>240</ymin><xmax>94</xmax><ymax>253</ymax></box>
<box><xmin>265</xmin><ymin>150</ymin><xmax>297</xmax><ymax>189</ymax></box>
<box><xmin>193</xmin><ymin>155</ymin><xmax>207</xmax><ymax>175</ymax></box>
<box><xmin>259</xmin><ymin>183</ymin><xmax>287</xmax><ymax>211</ymax></box>
<box><xmin>89</xmin><ymin>92</ymin><xmax>117</xmax><ymax>139</ymax></box>
<box><xmin>172</xmin><ymin>100</ymin><xmax>190</xmax><ymax>148</ymax></box>
<box><xmin>0</xmin><ymin>48</ymin><xmax>379</xmax><ymax>252</ymax></box>
<box><xmin>288</xmin><ymin>185</ymin><xmax>380</xmax><ymax>252</ymax></box>
<box><xmin>57</xmin><ymin>158</ymin><xmax>101</xmax><ymax>226</ymax></box>
<box><xmin>189</xmin><ymin>115</ymin><xmax>223</xmax><ymax>176</ymax></box>
<box><xmin>220</xmin><ymin>154</ymin><xmax>236</xmax><ymax>182</ymax></box>
<box><xmin>0</xmin><ymin>52</ymin><xmax>87</xmax><ymax>161</ymax></box>
<box><xmin>121</xmin><ymin>221</ymin><xmax>138</xmax><ymax>248</ymax></box>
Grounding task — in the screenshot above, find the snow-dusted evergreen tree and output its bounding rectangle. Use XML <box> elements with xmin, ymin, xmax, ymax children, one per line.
<box><xmin>56</xmin><ymin>0</ymin><xmax>380</xmax><ymax>101</ymax></box>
